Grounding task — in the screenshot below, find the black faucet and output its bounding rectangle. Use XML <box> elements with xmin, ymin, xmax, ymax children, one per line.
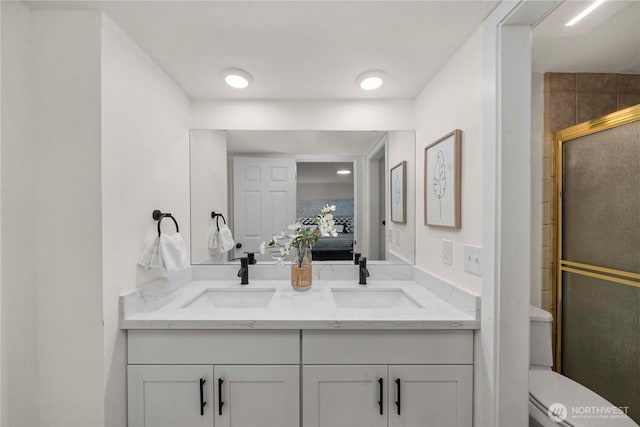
<box><xmin>245</xmin><ymin>252</ymin><xmax>257</xmax><ymax>265</ymax></box>
<box><xmin>358</xmin><ymin>257</ymin><xmax>370</xmax><ymax>285</ymax></box>
<box><xmin>237</xmin><ymin>257</ymin><xmax>249</xmax><ymax>285</ymax></box>
<box><xmin>353</xmin><ymin>252</ymin><xmax>361</xmax><ymax>265</ymax></box>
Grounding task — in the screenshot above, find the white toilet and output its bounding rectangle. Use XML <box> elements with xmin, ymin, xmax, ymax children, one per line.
<box><xmin>529</xmin><ymin>306</ymin><xmax>638</xmax><ymax>427</ymax></box>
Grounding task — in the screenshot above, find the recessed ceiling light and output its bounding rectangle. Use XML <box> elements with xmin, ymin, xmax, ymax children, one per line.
<box><xmin>356</xmin><ymin>70</ymin><xmax>386</xmax><ymax>91</ymax></box>
<box><xmin>337</xmin><ymin>169</ymin><xmax>352</xmax><ymax>175</ymax></box>
<box><xmin>223</xmin><ymin>68</ymin><xmax>253</xmax><ymax>89</ymax></box>
<box><xmin>565</xmin><ymin>0</ymin><xmax>606</xmax><ymax>26</ymax></box>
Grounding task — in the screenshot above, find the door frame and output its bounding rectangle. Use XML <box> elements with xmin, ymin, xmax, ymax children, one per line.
<box><xmin>481</xmin><ymin>1</ymin><xmax>563</xmax><ymax>425</ymax></box>
<box><xmin>294</xmin><ymin>154</ymin><xmax>361</xmax><ymax>257</ymax></box>
<box><xmin>367</xmin><ymin>133</ymin><xmax>388</xmax><ymax>260</ymax></box>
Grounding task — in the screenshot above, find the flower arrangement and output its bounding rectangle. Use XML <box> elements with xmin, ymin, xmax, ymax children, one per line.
<box><xmin>259</xmin><ymin>205</ymin><xmax>338</xmax><ymax>266</ymax></box>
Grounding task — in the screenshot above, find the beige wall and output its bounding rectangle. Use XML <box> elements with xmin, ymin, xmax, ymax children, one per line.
<box><xmin>33</xmin><ymin>10</ymin><xmax>105</xmax><ymax>425</ymax></box>
<box><xmin>101</xmin><ymin>15</ymin><xmax>192</xmax><ymax>426</ymax></box>
<box><xmin>297</xmin><ymin>183</ymin><xmax>354</xmax><ymax>201</ymax></box>
<box><xmin>540</xmin><ymin>72</ymin><xmax>640</xmax><ymax>315</ymax></box>
<box><xmin>2</xmin><ymin>9</ymin><xmax>193</xmax><ymax>426</ymax></box>
<box><xmin>413</xmin><ymin>28</ymin><xmax>483</xmax><ymax>296</ymax></box>
<box><xmin>386</xmin><ymin>131</ymin><xmax>415</xmax><ymax>264</ymax></box>
<box><xmin>1</xmin><ymin>2</ymin><xmax>38</xmax><ymax>424</ymax></box>
<box><xmin>190</xmin><ymin>130</ymin><xmax>228</xmax><ymax>264</ymax></box>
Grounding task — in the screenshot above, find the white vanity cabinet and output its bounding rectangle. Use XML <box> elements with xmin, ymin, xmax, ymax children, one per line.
<box><xmin>128</xmin><ymin>365</ymin><xmax>214</xmax><ymax>427</ymax></box>
<box><xmin>387</xmin><ymin>365</ymin><xmax>472</xmax><ymax>427</ymax></box>
<box><xmin>303</xmin><ymin>365</ymin><xmax>388</xmax><ymax>427</ymax></box>
<box><xmin>215</xmin><ymin>365</ymin><xmax>299</xmax><ymax>427</ymax></box>
<box><xmin>302</xmin><ymin>330</ymin><xmax>473</xmax><ymax>427</ymax></box>
<box><xmin>127</xmin><ymin>329</ymin><xmax>473</xmax><ymax>427</ymax></box>
<box><xmin>126</xmin><ymin>330</ymin><xmax>300</xmax><ymax>427</ymax></box>
<box><xmin>128</xmin><ymin>364</ymin><xmax>299</xmax><ymax>427</ymax></box>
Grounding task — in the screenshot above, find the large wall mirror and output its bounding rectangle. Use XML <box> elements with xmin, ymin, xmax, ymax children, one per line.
<box><xmin>190</xmin><ymin>130</ymin><xmax>415</xmax><ymax>265</ymax></box>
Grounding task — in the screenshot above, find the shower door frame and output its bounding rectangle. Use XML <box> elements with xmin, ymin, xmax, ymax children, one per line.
<box><xmin>554</xmin><ymin>103</ymin><xmax>640</xmax><ymax>371</ymax></box>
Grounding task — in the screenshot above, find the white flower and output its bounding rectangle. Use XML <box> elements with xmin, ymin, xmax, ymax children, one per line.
<box><xmin>259</xmin><ymin>205</ymin><xmax>338</xmax><ymax>267</ymax></box>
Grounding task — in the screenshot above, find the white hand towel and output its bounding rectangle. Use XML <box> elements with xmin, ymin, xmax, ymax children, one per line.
<box><xmin>208</xmin><ymin>224</ymin><xmax>235</xmax><ymax>255</ymax></box>
<box><xmin>139</xmin><ymin>233</ymin><xmax>188</xmax><ymax>276</ymax></box>
<box><xmin>218</xmin><ymin>224</ymin><xmax>235</xmax><ymax>253</ymax></box>
<box><xmin>158</xmin><ymin>233</ymin><xmax>188</xmax><ymax>276</ymax></box>
<box><xmin>208</xmin><ymin>226</ymin><xmax>222</xmax><ymax>255</ymax></box>
<box><xmin>138</xmin><ymin>236</ymin><xmax>162</xmax><ymax>270</ymax></box>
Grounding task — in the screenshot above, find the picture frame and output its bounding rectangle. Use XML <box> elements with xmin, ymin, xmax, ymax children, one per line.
<box><xmin>390</xmin><ymin>161</ymin><xmax>407</xmax><ymax>223</ymax></box>
<box><xmin>425</xmin><ymin>130</ymin><xmax>461</xmax><ymax>229</ymax></box>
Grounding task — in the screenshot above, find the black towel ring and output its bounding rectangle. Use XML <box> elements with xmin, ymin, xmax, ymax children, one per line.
<box><xmin>153</xmin><ymin>210</ymin><xmax>179</xmax><ymax>237</ymax></box>
<box><xmin>211</xmin><ymin>211</ymin><xmax>227</xmax><ymax>231</ymax></box>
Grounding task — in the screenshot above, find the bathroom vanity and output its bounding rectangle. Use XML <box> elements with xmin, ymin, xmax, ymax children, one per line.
<box><xmin>121</xmin><ymin>278</ymin><xmax>479</xmax><ymax>427</ymax></box>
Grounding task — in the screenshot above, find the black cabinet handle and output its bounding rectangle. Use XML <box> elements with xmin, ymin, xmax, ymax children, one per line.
<box><xmin>199</xmin><ymin>378</ymin><xmax>206</xmax><ymax>416</ymax></box>
<box><xmin>235</xmin><ymin>243</ymin><xmax>242</xmax><ymax>249</ymax></box>
<box><xmin>395</xmin><ymin>378</ymin><xmax>401</xmax><ymax>415</ymax></box>
<box><xmin>378</xmin><ymin>378</ymin><xmax>384</xmax><ymax>415</ymax></box>
<box><xmin>218</xmin><ymin>378</ymin><xmax>224</xmax><ymax>415</ymax></box>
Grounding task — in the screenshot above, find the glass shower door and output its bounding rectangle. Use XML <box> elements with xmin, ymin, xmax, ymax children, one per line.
<box><xmin>556</xmin><ymin>105</ymin><xmax>640</xmax><ymax>422</ymax></box>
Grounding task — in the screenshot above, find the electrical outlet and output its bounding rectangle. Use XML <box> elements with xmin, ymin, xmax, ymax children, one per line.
<box><xmin>464</xmin><ymin>244</ymin><xmax>482</xmax><ymax>276</ymax></box>
<box><xmin>442</xmin><ymin>239</ymin><xmax>452</xmax><ymax>265</ymax></box>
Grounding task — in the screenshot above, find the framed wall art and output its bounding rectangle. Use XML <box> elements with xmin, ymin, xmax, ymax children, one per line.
<box><xmin>425</xmin><ymin>130</ymin><xmax>461</xmax><ymax>229</ymax></box>
<box><xmin>390</xmin><ymin>161</ymin><xmax>407</xmax><ymax>223</ymax></box>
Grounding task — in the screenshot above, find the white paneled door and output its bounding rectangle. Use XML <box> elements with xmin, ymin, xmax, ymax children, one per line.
<box><xmin>127</xmin><ymin>365</ymin><xmax>214</xmax><ymax>427</ymax></box>
<box><xmin>303</xmin><ymin>365</ymin><xmax>388</xmax><ymax>427</ymax></box>
<box><xmin>233</xmin><ymin>157</ymin><xmax>297</xmax><ymax>260</ymax></box>
<box><xmin>388</xmin><ymin>365</ymin><xmax>473</xmax><ymax>427</ymax></box>
<box><xmin>215</xmin><ymin>365</ymin><xmax>299</xmax><ymax>427</ymax></box>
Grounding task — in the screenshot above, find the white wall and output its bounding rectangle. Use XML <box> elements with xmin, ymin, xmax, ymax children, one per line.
<box><xmin>413</xmin><ymin>28</ymin><xmax>483</xmax><ymax>296</ymax></box>
<box><xmin>32</xmin><ymin>10</ymin><xmax>105</xmax><ymax>425</ymax></box>
<box><xmin>192</xmin><ymin>99</ymin><xmax>414</xmax><ymax>130</ymax></box>
<box><xmin>190</xmin><ymin>130</ymin><xmax>228</xmax><ymax>264</ymax></box>
<box><xmin>1</xmin><ymin>2</ymin><xmax>38</xmax><ymax>425</ymax></box>
<box><xmin>101</xmin><ymin>15</ymin><xmax>192</xmax><ymax>426</ymax></box>
<box><xmin>386</xmin><ymin>131</ymin><xmax>416</xmax><ymax>264</ymax></box>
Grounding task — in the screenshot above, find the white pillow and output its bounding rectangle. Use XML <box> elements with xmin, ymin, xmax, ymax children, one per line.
<box><xmin>334</xmin><ymin>224</ymin><xmax>345</xmax><ymax>233</ymax></box>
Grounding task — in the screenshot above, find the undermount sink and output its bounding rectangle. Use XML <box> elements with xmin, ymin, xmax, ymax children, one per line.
<box><xmin>181</xmin><ymin>288</ymin><xmax>276</xmax><ymax>309</ymax></box>
<box><xmin>331</xmin><ymin>288</ymin><xmax>423</xmax><ymax>309</ymax></box>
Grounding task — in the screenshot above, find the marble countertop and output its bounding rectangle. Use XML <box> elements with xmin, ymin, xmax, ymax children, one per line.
<box><xmin>121</xmin><ymin>279</ymin><xmax>479</xmax><ymax>330</ymax></box>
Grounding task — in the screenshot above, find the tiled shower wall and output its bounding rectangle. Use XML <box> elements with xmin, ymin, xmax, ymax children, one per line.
<box><xmin>541</xmin><ymin>72</ymin><xmax>640</xmax><ymax>315</ymax></box>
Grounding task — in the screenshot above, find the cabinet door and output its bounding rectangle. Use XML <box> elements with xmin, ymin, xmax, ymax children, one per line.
<box><xmin>388</xmin><ymin>365</ymin><xmax>472</xmax><ymax>427</ymax></box>
<box><xmin>128</xmin><ymin>365</ymin><xmax>214</xmax><ymax>427</ymax></box>
<box><xmin>303</xmin><ymin>365</ymin><xmax>387</xmax><ymax>427</ymax></box>
<box><xmin>215</xmin><ymin>365</ymin><xmax>299</xmax><ymax>427</ymax></box>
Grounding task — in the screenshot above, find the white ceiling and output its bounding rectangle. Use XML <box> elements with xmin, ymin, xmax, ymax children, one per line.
<box><xmin>226</xmin><ymin>130</ymin><xmax>383</xmax><ymax>155</ymax></box>
<box><xmin>27</xmin><ymin>0</ymin><xmax>499</xmax><ymax>100</ymax></box>
<box><xmin>533</xmin><ymin>1</ymin><xmax>640</xmax><ymax>73</ymax></box>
